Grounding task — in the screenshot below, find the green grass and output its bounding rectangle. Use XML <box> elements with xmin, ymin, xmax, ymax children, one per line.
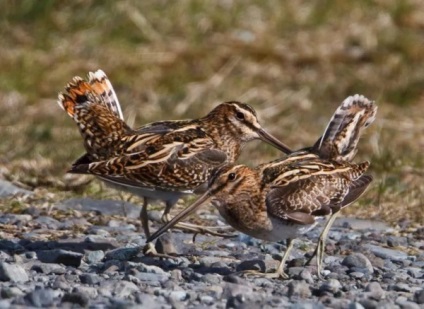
<box><xmin>0</xmin><ymin>1</ymin><xmax>423</xmax><ymax>224</ymax></box>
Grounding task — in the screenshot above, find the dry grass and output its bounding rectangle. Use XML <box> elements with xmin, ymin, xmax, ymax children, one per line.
<box><xmin>0</xmin><ymin>0</ymin><xmax>423</xmax><ymax>225</ymax></box>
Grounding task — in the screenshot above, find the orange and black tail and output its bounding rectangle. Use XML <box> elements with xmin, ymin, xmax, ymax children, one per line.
<box><xmin>312</xmin><ymin>94</ymin><xmax>377</xmax><ymax>162</ymax></box>
<box><xmin>58</xmin><ymin>70</ymin><xmax>131</xmax><ymax>159</ymax></box>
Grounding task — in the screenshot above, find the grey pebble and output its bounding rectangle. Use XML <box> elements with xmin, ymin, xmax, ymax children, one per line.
<box><xmin>393</xmin><ymin>283</ymin><xmax>412</xmax><ymax>293</ymax></box>
<box><xmin>414</xmin><ymin>289</ymin><xmax>424</xmax><ymax>304</ymax></box>
<box><xmin>36</xmin><ymin>249</ymin><xmax>83</xmax><ymax>267</ymax></box>
<box><xmin>320</xmin><ymin>279</ymin><xmax>341</xmax><ymax>294</ymax></box>
<box><xmin>84</xmin><ymin>250</ymin><xmax>105</xmax><ymax>264</ymax></box>
<box><xmin>24</xmin><ymin>288</ymin><xmax>61</xmax><ymax>307</ymax></box>
<box><xmin>73</xmin><ymin>286</ymin><xmax>98</xmax><ymax>299</ymax></box>
<box><xmin>365</xmin><ymin>282</ymin><xmax>385</xmax><ymax>300</ymax></box>
<box><xmin>79</xmin><ymin>273</ymin><xmax>101</xmax><ymax>285</ymax></box>
<box><xmin>289</xmin><ymin>302</ymin><xmax>326</xmax><ymax>309</ymax></box>
<box><xmin>113</xmin><ymin>281</ymin><xmax>139</xmax><ymax>298</ymax></box>
<box><xmin>288</xmin><ymin>281</ymin><xmax>312</xmax><ymax>298</ymax></box>
<box><xmin>365</xmin><ymin>244</ymin><xmax>408</xmax><ymax>262</ymax></box>
<box><xmin>0</xmin><ymin>179</ymin><xmax>32</xmax><ymax>197</ymax></box>
<box><xmin>349</xmin><ymin>303</ymin><xmax>365</xmax><ymax>309</ymax></box>
<box><xmin>341</xmin><ymin>253</ymin><xmax>374</xmax><ymax>273</ymax></box>
<box><xmin>0</xmin><ymin>299</ymin><xmax>11</xmax><ymax>309</ymax></box>
<box><xmin>0</xmin><ymin>262</ymin><xmax>29</xmax><ymax>283</ymax></box>
<box><xmin>104</xmin><ymin>247</ymin><xmax>141</xmax><ymax>261</ymax></box>
<box><xmin>31</xmin><ymin>262</ymin><xmax>66</xmax><ymax>275</ymax></box>
<box><xmin>61</xmin><ymin>292</ymin><xmax>89</xmax><ymax>307</ymax></box>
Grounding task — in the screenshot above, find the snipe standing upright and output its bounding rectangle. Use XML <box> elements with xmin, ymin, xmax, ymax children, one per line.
<box><xmin>148</xmin><ymin>95</ymin><xmax>377</xmax><ymax>277</ymax></box>
<box><xmin>57</xmin><ymin>70</ymin><xmax>292</xmax><ymax>255</ymax></box>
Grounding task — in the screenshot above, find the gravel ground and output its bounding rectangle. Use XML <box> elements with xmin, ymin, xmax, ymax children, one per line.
<box><xmin>0</xmin><ymin>180</ymin><xmax>423</xmax><ymax>309</ymax></box>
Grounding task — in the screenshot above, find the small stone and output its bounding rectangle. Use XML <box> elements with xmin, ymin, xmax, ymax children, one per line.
<box><xmin>365</xmin><ymin>282</ymin><xmax>385</xmax><ymax>300</ymax></box>
<box><xmin>320</xmin><ymin>279</ymin><xmax>342</xmax><ymax>294</ymax></box>
<box><xmin>365</xmin><ymin>244</ymin><xmax>408</xmax><ymax>262</ymax></box>
<box><xmin>342</xmin><ymin>253</ymin><xmax>374</xmax><ymax>273</ymax></box>
<box><xmin>348</xmin><ymin>303</ymin><xmax>365</xmax><ymax>309</ymax></box>
<box><xmin>79</xmin><ymin>273</ymin><xmax>101</xmax><ymax>285</ymax></box>
<box><xmin>52</xmin><ymin>275</ymin><xmax>70</xmax><ymax>291</ymax></box>
<box><xmin>395</xmin><ymin>297</ymin><xmax>420</xmax><ymax>309</ymax></box>
<box><xmin>1</xmin><ymin>286</ymin><xmax>24</xmax><ymax>298</ymax></box>
<box><xmin>73</xmin><ymin>286</ymin><xmax>98</xmax><ymax>299</ymax></box>
<box><xmin>289</xmin><ymin>302</ymin><xmax>326</xmax><ymax>309</ymax></box>
<box><xmin>31</xmin><ymin>263</ymin><xmax>66</xmax><ymax>275</ymax></box>
<box><xmin>200</xmin><ymin>273</ymin><xmax>221</xmax><ymax>285</ymax></box>
<box><xmin>113</xmin><ymin>281</ymin><xmax>139</xmax><ymax>298</ymax></box>
<box><xmin>223</xmin><ymin>282</ymin><xmax>253</xmax><ymax>298</ymax></box>
<box><xmin>168</xmin><ymin>291</ymin><xmax>188</xmax><ymax>302</ymax></box>
<box><xmin>84</xmin><ymin>250</ymin><xmax>105</xmax><ymax>264</ymax></box>
<box><xmin>200</xmin><ymin>295</ymin><xmax>214</xmax><ymax>305</ymax></box>
<box><xmin>136</xmin><ymin>293</ymin><xmax>157</xmax><ymax>307</ymax></box>
<box><xmin>414</xmin><ymin>289</ymin><xmax>424</xmax><ymax>304</ymax></box>
<box><xmin>393</xmin><ymin>283</ymin><xmax>412</xmax><ymax>293</ymax></box>
<box><xmin>104</xmin><ymin>247</ymin><xmax>141</xmax><ymax>261</ymax></box>
<box><xmin>0</xmin><ymin>179</ymin><xmax>32</xmax><ymax>197</ymax></box>
<box><xmin>62</xmin><ymin>292</ymin><xmax>89</xmax><ymax>307</ymax></box>
<box><xmin>349</xmin><ymin>272</ymin><xmax>365</xmax><ymax>279</ymax></box>
<box><xmin>0</xmin><ymin>262</ymin><xmax>29</xmax><ymax>283</ymax></box>
<box><xmin>37</xmin><ymin>249</ymin><xmax>83</xmax><ymax>267</ymax></box>
<box><xmin>288</xmin><ymin>281</ymin><xmax>312</xmax><ymax>298</ymax></box>
<box><xmin>24</xmin><ymin>288</ymin><xmax>59</xmax><ymax>307</ymax></box>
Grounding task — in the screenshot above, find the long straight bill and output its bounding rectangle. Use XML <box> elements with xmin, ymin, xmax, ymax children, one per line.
<box><xmin>258</xmin><ymin>129</ymin><xmax>292</xmax><ymax>155</ymax></box>
<box><xmin>147</xmin><ymin>191</ymin><xmax>212</xmax><ymax>243</ymax></box>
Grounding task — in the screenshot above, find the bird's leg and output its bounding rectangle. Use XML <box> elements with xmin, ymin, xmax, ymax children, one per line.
<box><xmin>161</xmin><ymin>201</ymin><xmax>236</xmax><ymax>239</ymax></box>
<box><xmin>141</xmin><ymin>199</ymin><xmax>177</xmax><ymax>259</ymax></box>
<box><xmin>241</xmin><ymin>239</ymin><xmax>294</xmax><ymax>279</ymax></box>
<box><xmin>305</xmin><ymin>212</ymin><xmax>340</xmax><ymax>279</ymax></box>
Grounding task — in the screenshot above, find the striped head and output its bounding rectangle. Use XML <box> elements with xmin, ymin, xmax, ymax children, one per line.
<box><xmin>204</xmin><ymin>102</ymin><xmax>291</xmax><ymax>154</ymax></box>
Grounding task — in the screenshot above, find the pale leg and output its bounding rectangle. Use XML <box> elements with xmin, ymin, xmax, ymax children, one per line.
<box><xmin>305</xmin><ymin>212</ymin><xmax>340</xmax><ymax>278</ymax></box>
<box><xmin>242</xmin><ymin>239</ymin><xmax>294</xmax><ymax>279</ymax></box>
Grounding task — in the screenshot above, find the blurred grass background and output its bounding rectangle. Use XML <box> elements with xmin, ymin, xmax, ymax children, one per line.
<box><xmin>0</xmin><ymin>0</ymin><xmax>423</xmax><ymax>225</ymax></box>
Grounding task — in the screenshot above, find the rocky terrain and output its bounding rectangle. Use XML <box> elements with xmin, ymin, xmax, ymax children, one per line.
<box><xmin>0</xmin><ymin>180</ymin><xmax>423</xmax><ymax>308</ymax></box>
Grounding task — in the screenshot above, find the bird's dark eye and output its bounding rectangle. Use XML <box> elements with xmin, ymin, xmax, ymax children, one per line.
<box><xmin>236</xmin><ymin>112</ymin><xmax>245</xmax><ymax>120</ymax></box>
<box><xmin>228</xmin><ymin>173</ymin><xmax>236</xmax><ymax>181</ymax></box>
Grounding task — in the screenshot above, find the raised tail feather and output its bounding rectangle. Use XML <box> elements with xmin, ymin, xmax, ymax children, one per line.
<box><xmin>58</xmin><ymin>70</ymin><xmax>131</xmax><ymax>160</ymax></box>
<box><xmin>312</xmin><ymin>94</ymin><xmax>377</xmax><ymax>162</ymax></box>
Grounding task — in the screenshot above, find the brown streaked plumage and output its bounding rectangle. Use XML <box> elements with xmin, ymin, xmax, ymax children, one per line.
<box><xmin>57</xmin><ymin>70</ymin><xmax>292</xmax><ymax>255</ymax></box>
<box><xmin>148</xmin><ymin>152</ymin><xmax>372</xmax><ymax>278</ymax></box>
<box><xmin>148</xmin><ymin>94</ymin><xmax>377</xmax><ymax>277</ymax></box>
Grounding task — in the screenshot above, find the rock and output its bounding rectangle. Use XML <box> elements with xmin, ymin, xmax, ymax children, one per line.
<box><xmin>79</xmin><ymin>273</ymin><xmax>101</xmax><ymax>285</ymax></box>
<box><xmin>0</xmin><ymin>299</ymin><xmax>11</xmax><ymax>309</ymax></box>
<box><xmin>113</xmin><ymin>281</ymin><xmax>139</xmax><ymax>298</ymax></box>
<box><xmin>320</xmin><ymin>279</ymin><xmax>342</xmax><ymax>294</ymax></box>
<box><xmin>52</xmin><ymin>275</ymin><xmax>71</xmax><ymax>291</ymax></box>
<box><xmin>395</xmin><ymin>296</ymin><xmax>420</xmax><ymax>309</ymax></box>
<box><xmin>0</xmin><ymin>180</ymin><xmax>32</xmax><ymax>197</ymax></box>
<box><xmin>200</xmin><ymin>295</ymin><xmax>214</xmax><ymax>305</ymax></box>
<box><xmin>24</xmin><ymin>288</ymin><xmax>60</xmax><ymax>307</ymax></box>
<box><xmin>168</xmin><ymin>290</ymin><xmax>188</xmax><ymax>302</ymax></box>
<box><xmin>31</xmin><ymin>263</ymin><xmax>66</xmax><ymax>275</ymax></box>
<box><xmin>414</xmin><ymin>289</ymin><xmax>424</xmax><ymax>304</ymax></box>
<box><xmin>136</xmin><ymin>293</ymin><xmax>157</xmax><ymax>307</ymax></box>
<box><xmin>349</xmin><ymin>303</ymin><xmax>366</xmax><ymax>309</ymax></box>
<box><xmin>393</xmin><ymin>283</ymin><xmax>412</xmax><ymax>293</ymax></box>
<box><xmin>37</xmin><ymin>249</ymin><xmax>83</xmax><ymax>267</ymax></box>
<box><xmin>200</xmin><ymin>273</ymin><xmax>221</xmax><ymax>285</ymax></box>
<box><xmin>0</xmin><ymin>240</ymin><xmax>24</xmax><ymax>252</ymax></box>
<box><xmin>84</xmin><ymin>250</ymin><xmax>105</xmax><ymax>264</ymax></box>
<box><xmin>365</xmin><ymin>245</ymin><xmax>408</xmax><ymax>262</ymax></box>
<box><xmin>0</xmin><ymin>262</ymin><xmax>28</xmax><ymax>283</ymax></box>
<box><xmin>289</xmin><ymin>302</ymin><xmax>325</xmax><ymax>309</ymax></box>
<box><xmin>62</xmin><ymin>292</ymin><xmax>89</xmax><ymax>307</ymax></box>
<box><xmin>287</xmin><ymin>281</ymin><xmax>312</xmax><ymax>298</ymax></box>
<box><xmin>104</xmin><ymin>247</ymin><xmax>141</xmax><ymax>261</ymax></box>
<box><xmin>365</xmin><ymin>282</ymin><xmax>385</xmax><ymax>300</ymax></box>
<box><xmin>73</xmin><ymin>286</ymin><xmax>98</xmax><ymax>299</ymax></box>
<box><xmin>342</xmin><ymin>253</ymin><xmax>374</xmax><ymax>273</ymax></box>
<box><xmin>222</xmin><ymin>282</ymin><xmax>253</xmax><ymax>298</ymax></box>
<box><xmin>1</xmin><ymin>286</ymin><xmax>24</xmax><ymax>298</ymax></box>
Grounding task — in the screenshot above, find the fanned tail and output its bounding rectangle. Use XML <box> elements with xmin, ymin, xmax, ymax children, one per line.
<box><xmin>312</xmin><ymin>94</ymin><xmax>377</xmax><ymax>162</ymax></box>
<box><xmin>58</xmin><ymin>70</ymin><xmax>131</xmax><ymax>159</ymax></box>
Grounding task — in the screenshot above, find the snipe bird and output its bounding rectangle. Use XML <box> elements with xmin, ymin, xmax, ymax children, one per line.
<box><xmin>148</xmin><ymin>95</ymin><xmax>377</xmax><ymax>277</ymax></box>
<box><xmin>57</xmin><ymin>70</ymin><xmax>292</xmax><ymax>256</ymax></box>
